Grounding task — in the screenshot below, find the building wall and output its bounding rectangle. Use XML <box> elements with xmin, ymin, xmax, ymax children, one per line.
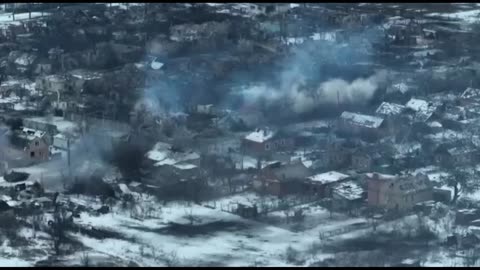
<box><xmin>368</xmin><ymin>176</ymin><xmax>433</xmax><ymax>211</ymax></box>
<box><xmin>36</xmin><ymin>76</ymin><xmax>67</xmax><ymax>94</ymax></box>
<box><xmin>368</xmin><ymin>178</ymin><xmax>388</xmax><ymax>206</ymax></box>
<box><xmin>352</xmin><ymin>154</ymin><xmax>372</xmax><ymax>171</ymax></box>
<box><xmin>328</xmin><ymin>148</ymin><xmax>351</xmax><ymax>169</ymax></box>
<box><xmin>265</xmin><ymin>180</ymin><xmax>282</xmax><ymax>196</ymax></box>
<box><xmin>337</xmin><ymin>120</ymin><xmax>384</xmax><ymax>140</ymax></box>
<box><xmin>53</xmin><ymin>135</ymin><xmax>68</xmax><ymax>150</ymax></box>
<box><xmin>26</xmin><ymin>138</ymin><xmax>49</xmax><ymax>161</ymax></box>
<box><xmin>242</xmin><ymin>137</ymin><xmax>294</xmax><ymax>157</ymax></box>
<box><xmin>436</xmin><ymin>151</ymin><xmax>478</xmax><ymax>167</ymax></box>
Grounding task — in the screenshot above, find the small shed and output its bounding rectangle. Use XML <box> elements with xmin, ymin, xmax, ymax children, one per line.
<box><xmin>306</xmin><ymin>171</ymin><xmax>350</xmax><ymax>197</ymax></box>
<box><xmin>234</xmin><ymin>203</ymin><xmax>258</xmax><ymax>219</ymax></box>
<box><xmin>331</xmin><ymin>180</ymin><xmax>366</xmax><ymax>211</ymax></box>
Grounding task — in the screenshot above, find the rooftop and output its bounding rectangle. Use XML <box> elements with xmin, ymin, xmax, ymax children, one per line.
<box><xmin>340</xmin><ymin>111</ymin><xmax>384</xmax><ymax>129</ymax></box>
<box><xmin>308</xmin><ymin>171</ymin><xmax>350</xmax><ymax>185</ymax></box>
<box><xmin>405</xmin><ymin>98</ymin><xmax>439</xmax><ymax>122</ymax></box>
<box><xmin>461</xmin><ymin>87</ymin><xmax>480</xmax><ymax>99</ymax></box>
<box><xmin>69</xmin><ymin>69</ymin><xmax>103</xmax><ymax>80</ymax></box>
<box><xmin>405</xmin><ymin>98</ymin><xmax>429</xmax><ymax>112</ymax></box>
<box><xmin>172</xmin><ymin>163</ymin><xmax>197</xmax><ymax>170</ymax></box>
<box><xmin>19</xmin><ymin>127</ymin><xmax>46</xmax><ymax>141</ymax></box>
<box><xmin>147</xmin><ymin>142</ymin><xmax>200</xmax><ymax>167</ymax></box>
<box><xmin>24</xmin><ymin>116</ymin><xmax>77</xmax><ymax>133</ymax></box>
<box><xmin>375</xmin><ymin>102</ymin><xmax>406</xmax><ymax>116</ymax></box>
<box><xmin>332</xmin><ymin>181</ymin><xmax>364</xmax><ymax>201</ymax></box>
<box><xmin>42</xmin><ymin>74</ymin><xmax>67</xmax><ymax>83</ymax></box>
<box><xmin>245</xmin><ymin>128</ymin><xmax>275</xmax><ymax>143</ymax></box>
<box><xmin>268</xmin><ymin>161</ymin><xmax>311</xmax><ymax>181</ymax></box>
<box><xmin>365</xmin><ymin>172</ymin><xmax>397</xmax><ymax>180</ymax></box>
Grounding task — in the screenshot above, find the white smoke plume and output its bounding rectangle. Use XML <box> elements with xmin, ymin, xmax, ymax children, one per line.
<box><xmin>316</xmin><ymin>70</ymin><xmax>389</xmax><ymax>105</ymax></box>
<box><xmin>237</xmin><ymin>70</ymin><xmax>389</xmax><ymax>114</ymax></box>
<box><xmin>239</xmin><ymin>84</ymin><xmax>283</xmax><ymax>106</ymax></box>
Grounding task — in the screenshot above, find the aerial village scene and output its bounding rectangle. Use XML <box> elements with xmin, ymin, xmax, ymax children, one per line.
<box><xmin>2</xmin><ymin>2</ymin><xmax>480</xmax><ymax>267</ymax></box>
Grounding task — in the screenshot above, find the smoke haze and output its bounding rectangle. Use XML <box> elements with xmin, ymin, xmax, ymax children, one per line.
<box><xmin>235</xmin><ymin>70</ymin><xmax>388</xmax><ymax>115</ymax></box>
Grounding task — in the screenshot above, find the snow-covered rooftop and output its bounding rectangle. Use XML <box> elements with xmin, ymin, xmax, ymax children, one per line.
<box><xmin>375</xmin><ymin>102</ymin><xmax>406</xmax><ymax>116</ymax></box>
<box><xmin>405</xmin><ymin>98</ymin><xmax>439</xmax><ymax>122</ymax></box>
<box><xmin>365</xmin><ymin>172</ymin><xmax>397</xmax><ymax>179</ymax></box>
<box><xmin>45</xmin><ymin>74</ymin><xmax>65</xmax><ymax>82</ymax></box>
<box><xmin>0</xmin><ymin>12</ymin><xmax>49</xmax><ymax>27</ymax></box>
<box><xmin>150</xmin><ymin>57</ymin><xmax>164</xmax><ymax>70</ymax></box>
<box><xmin>19</xmin><ymin>127</ymin><xmax>45</xmax><ymax>141</ymax></box>
<box><xmin>147</xmin><ymin>142</ymin><xmax>200</xmax><ymax>167</ymax></box>
<box><xmin>308</xmin><ymin>171</ymin><xmax>350</xmax><ymax>184</ymax></box>
<box><xmin>311</xmin><ymin>32</ymin><xmax>337</xmax><ymax>42</ymax></box>
<box><xmin>69</xmin><ymin>69</ymin><xmax>103</xmax><ymax>80</ymax></box>
<box><xmin>24</xmin><ymin>117</ymin><xmax>77</xmax><ymax>133</ymax></box>
<box><xmin>340</xmin><ymin>111</ymin><xmax>384</xmax><ymax>129</ymax></box>
<box><xmin>244</xmin><ymin>128</ymin><xmax>275</xmax><ymax>143</ymax></box>
<box><xmin>405</xmin><ymin>98</ymin><xmax>429</xmax><ymax>112</ymax></box>
<box><xmin>427</xmin><ymin>121</ymin><xmax>442</xmax><ymax>128</ymax></box>
<box><xmin>282</xmin><ymin>37</ymin><xmax>305</xmax><ymax>46</ymax></box>
<box><xmin>14</xmin><ymin>53</ymin><xmax>37</xmax><ymax>66</ymax></box>
<box><xmin>461</xmin><ymin>87</ymin><xmax>480</xmax><ymax>99</ymax></box>
<box><xmin>118</xmin><ymin>184</ymin><xmax>131</xmax><ymax>194</ymax></box>
<box><xmin>172</xmin><ymin>163</ymin><xmax>197</xmax><ymax>170</ymax></box>
<box><xmin>332</xmin><ymin>181</ymin><xmax>364</xmax><ymax>201</ymax></box>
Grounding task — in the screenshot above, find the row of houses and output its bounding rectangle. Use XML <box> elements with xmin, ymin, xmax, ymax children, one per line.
<box><xmin>222</xmin><ymin>86</ymin><xmax>480</xmax><ymax>213</ymax></box>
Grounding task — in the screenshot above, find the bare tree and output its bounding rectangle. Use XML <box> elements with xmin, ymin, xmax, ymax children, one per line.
<box><xmin>464</xmin><ymin>248</ymin><xmax>480</xmax><ymax>267</ymax></box>
<box><xmin>446</xmin><ymin>170</ymin><xmax>480</xmax><ymax>203</ymax></box>
<box><xmin>285</xmin><ymin>245</ymin><xmax>300</xmax><ymax>264</ymax></box>
<box><xmin>105</xmin><ymin>197</ymin><xmax>116</xmax><ymax>216</ymax></box>
<box><xmin>164</xmin><ymin>250</ymin><xmax>180</xmax><ymax>267</ymax></box>
<box><xmin>80</xmin><ymin>250</ymin><xmax>90</xmax><ymax>267</ymax></box>
<box><xmin>49</xmin><ymin>193</ymin><xmax>74</xmax><ymax>255</ymax></box>
<box><xmin>184</xmin><ymin>207</ymin><xmax>195</xmax><ymax>225</ymax></box>
<box><xmin>283</xmin><ymin>209</ymin><xmax>291</xmax><ymax>224</ymax></box>
<box><xmin>0</xmin><ymin>213</ymin><xmax>19</xmax><ymax>240</ymax></box>
<box><xmin>31</xmin><ymin>211</ymin><xmax>43</xmax><ymax>238</ymax></box>
<box><xmin>307</xmin><ymin>241</ymin><xmax>321</xmax><ymax>261</ymax></box>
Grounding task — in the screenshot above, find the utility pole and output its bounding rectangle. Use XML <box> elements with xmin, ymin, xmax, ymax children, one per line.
<box><xmin>67</xmin><ymin>135</ymin><xmax>71</xmax><ymax>175</ymax></box>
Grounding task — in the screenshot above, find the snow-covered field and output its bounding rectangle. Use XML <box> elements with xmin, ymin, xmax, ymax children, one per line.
<box><xmin>30</xmin><ymin>191</ymin><xmax>367</xmax><ymax>267</ymax></box>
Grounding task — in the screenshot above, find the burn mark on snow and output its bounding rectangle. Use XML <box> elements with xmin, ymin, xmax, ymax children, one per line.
<box><xmin>127</xmin><ymin>220</ymin><xmax>249</xmax><ymax>237</ymax></box>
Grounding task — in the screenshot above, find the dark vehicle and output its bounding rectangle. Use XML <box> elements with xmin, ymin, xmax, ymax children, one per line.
<box><xmin>4</xmin><ymin>171</ymin><xmax>30</xmax><ymax>183</ymax></box>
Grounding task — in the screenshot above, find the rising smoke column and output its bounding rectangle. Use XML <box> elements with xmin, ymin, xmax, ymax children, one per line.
<box><xmin>233</xmin><ymin>25</ymin><xmax>389</xmax><ymax>115</ymax></box>
<box><xmin>236</xmin><ymin>69</ymin><xmax>388</xmax><ymax>115</ymax></box>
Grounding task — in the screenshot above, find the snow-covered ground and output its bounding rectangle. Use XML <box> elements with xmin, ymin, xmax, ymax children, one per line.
<box><xmin>103</xmin><ymin>3</ymin><xmax>145</xmax><ymax>10</ymax></box>
<box><xmin>426</xmin><ymin>9</ymin><xmax>480</xmax><ymax>24</ymax></box>
<box><xmin>56</xmin><ymin>192</ymin><xmax>370</xmax><ymax>266</ymax></box>
<box><xmin>0</xmin><ymin>12</ymin><xmax>49</xmax><ymax>26</ymax></box>
<box><xmin>13</xmin><ymin>162</ymin><xmax>68</xmax><ymax>192</ymax></box>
